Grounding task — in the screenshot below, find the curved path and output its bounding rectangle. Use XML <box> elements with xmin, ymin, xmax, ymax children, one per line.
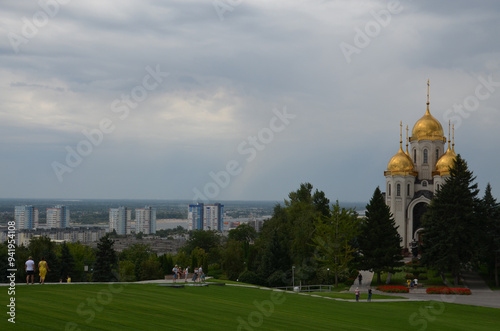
<box><xmin>349</xmin><ymin>269</ymin><xmax>500</xmax><ymax>309</ymax></box>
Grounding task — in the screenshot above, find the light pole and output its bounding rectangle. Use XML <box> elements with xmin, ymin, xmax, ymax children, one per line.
<box><xmin>327</xmin><ymin>268</ymin><xmax>330</xmax><ymax>285</ymax></box>
<box><xmin>292</xmin><ymin>265</ymin><xmax>295</xmax><ymax>290</ymax></box>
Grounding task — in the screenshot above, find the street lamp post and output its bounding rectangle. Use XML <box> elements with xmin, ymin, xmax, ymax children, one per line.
<box><xmin>292</xmin><ymin>265</ymin><xmax>295</xmax><ymax>290</ymax></box>
<box><xmin>327</xmin><ymin>268</ymin><xmax>330</xmax><ymax>285</ymax></box>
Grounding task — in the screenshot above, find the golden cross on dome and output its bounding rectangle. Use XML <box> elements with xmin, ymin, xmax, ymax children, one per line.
<box><xmin>427</xmin><ymin>79</ymin><xmax>430</xmax><ymax>106</ymax></box>
<box><xmin>399</xmin><ymin>121</ymin><xmax>403</xmax><ymax>148</ymax></box>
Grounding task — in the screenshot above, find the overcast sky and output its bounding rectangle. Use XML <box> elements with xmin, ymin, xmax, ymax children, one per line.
<box><xmin>1</xmin><ymin>0</ymin><xmax>499</xmax><ymax>203</ymax></box>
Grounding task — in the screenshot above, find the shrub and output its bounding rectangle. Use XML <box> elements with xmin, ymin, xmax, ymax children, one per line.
<box><xmin>426</xmin><ymin>287</ymin><xmax>471</xmax><ymax>295</ymax></box>
<box><xmin>267</xmin><ymin>270</ymin><xmax>287</xmax><ymax>287</ymax></box>
<box><xmin>238</xmin><ymin>270</ymin><xmax>262</xmax><ymax>285</ymax></box>
<box><xmin>345</xmin><ymin>277</ymin><xmax>355</xmax><ymax>286</ymax></box>
<box><xmin>376</xmin><ymin>285</ymin><xmax>409</xmax><ymax>293</ymax></box>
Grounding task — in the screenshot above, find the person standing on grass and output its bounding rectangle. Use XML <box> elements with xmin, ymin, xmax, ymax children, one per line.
<box><xmin>367</xmin><ymin>288</ymin><xmax>372</xmax><ymax>302</ymax></box>
<box><xmin>355</xmin><ymin>287</ymin><xmax>360</xmax><ymax>302</ymax></box>
<box><xmin>185</xmin><ymin>266</ymin><xmax>189</xmax><ymax>283</ymax></box>
<box><xmin>38</xmin><ymin>257</ymin><xmax>50</xmax><ymax>285</ymax></box>
<box><xmin>198</xmin><ymin>265</ymin><xmax>203</xmax><ymax>282</ymax></box>
<box><xmin>172</xmin><ymin>265</ymin><xmax>178</xmax><ymax>283</ymax></box>
<box><xmin>25</xmin><ymin>256</ymin><xmax>35</xmax><ymax>285</ymax></box>
<box><xmin>192</xmin><ymin>267</ymin><xmax>198</xmax><ymax>282</ymax></box>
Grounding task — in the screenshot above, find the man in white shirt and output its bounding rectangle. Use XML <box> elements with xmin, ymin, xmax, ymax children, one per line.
<box><xmin>25</xmin><ymin>256</ymin><xmax>35</xmax><ymax>285</ymax></box>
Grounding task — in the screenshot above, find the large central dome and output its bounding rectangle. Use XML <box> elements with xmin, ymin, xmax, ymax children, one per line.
<box><xmin>410</xmin><ymin>108</ymin><xmax>445</xmax><ymax>142</ymax></box>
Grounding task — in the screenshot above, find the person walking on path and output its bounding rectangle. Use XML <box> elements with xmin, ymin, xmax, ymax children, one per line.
<box><xmin>38</xmin><ymin>257</ymin><xmax>50</xmax><ymax>285</ymax></box>
<box><xmin>367</xmin><ymin>288</ymin><xmax>372</xmax><ymax>302</ymax></box>
<box><xmin>355</xmin><ymin>287</ymin><xmax>360</xmax><ymax>301</ymax></box>
<box><xmin>25</xmin><ymin>256</ymin><xmax>35</xmax><ymax>285</ymax></box>
<box><xmin>172</xmin><ymin>265</ymin><xmax>178</xmax><ymax>283</ymax></box>
<box><xmin>185</xmin><ymin>266</ymin><xmax>189</xmax><ymax>283</ymax></box>
<box><xmin>358</xmin><ymin>273</ymin><xmax>362</xmax><ymax>285</ymax></box>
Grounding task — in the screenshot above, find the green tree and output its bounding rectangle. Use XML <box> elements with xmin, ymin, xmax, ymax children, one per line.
<box><xmin>312</xmin><ymin>201</ymin><xmax>360</xmax><ymax>287</ymax></box>
<box><xmin>67</xmin><ymin>242</ymin><xmax>95</xmax><ymax>282</ymax></box>
<box><xmin>228</xmin><ymin>223</ymin><xmax>257</xmax><ymax>268</ymax></box>
<box><xmin>28</xmin><ymin>236</ymin><xmax>60</xmax><ymax>282</ymax></box>
<box><xmin>93</xmin><ymin>234</ymin><xmax>118</xmax><ymax>282</ymax></box>
<box><xmin>58</xmin><ymin>242</ymin><xmax>75</xmax><ymax>281</ymax></box>
<box><xmin>183</xmin><ymin>230</ymin><xmax>221</xmax><ymax>256</ymax></box>
<box><xmin>221</xmin><ymin>239</ymin><xmax>245</xmax><ymax>280</ymax></box>
<box><xmin>421</xmin><ymin>155</ymin><xmax>481</xmax><ymax>286</ymax></box>
<box><xmin>358</xmin><ymin>187</ymin><xmax>403</xmax><ymax>284</ymax></box>
<box><xmin>139</xmin><ymin>257</ymin><xmax>163</xmax><ymax>280</ymax></box>
<box><xmin>119</xmin><ymin>260</ymin><xmax>136</xmax><ymax>282</ymax></box>
<box><xmin>480</xmin><ymin>183</ymin><xmax>500</xmax><ymax>286</ymax></box>
<box><xmin>119</xmin><ymin>243</ymin><xmax>155</xmax><ymax>281</ymax></box>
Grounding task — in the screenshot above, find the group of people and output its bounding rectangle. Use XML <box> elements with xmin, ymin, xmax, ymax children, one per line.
<box><xmin>172</xmin><ymin>265</ymin><xmax>205</xmax><ymax>283</ymax></box>
<box><xmin>25</xmin><ymin>256</ymin><xmax>50</xmax><ymax>285</ymax></box>
<box><xmin>407</xmin><ymin>278</ymin><xmax>419</xmax><ymax>288</ymax></box>
<box><xmin>354</xmin><ymin>287</ymin><xmax>372</xmax><ymax>302</ymax></box>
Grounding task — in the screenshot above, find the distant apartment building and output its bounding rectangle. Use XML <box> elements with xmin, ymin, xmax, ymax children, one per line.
<box><xmin>109</xmin><ymin>207</ymin><xmax>131</xmax><ymax>235</ymax></box>
<box><xmin>0</xmin><ymin>226</ymin><xmax>107</xmax><ymax>246</ymax></box>
<box><xmin>135</xmin><ymin>206</ymin><xmax>156</xmax><ymax>234</ymax></box>
<box><xmin>188</xmin><ymin>203</ymin><xmax>224</xmax><ymax>231</ymax></box>
<box><xmin>46</xmin><ymin>205</ymin><xmax>70</xmax><ymax>228</ymax></box>
<box><xmin>15</xmin><ymin>205</ymin><xmax>39</xmax><ymax>230</ymax></box>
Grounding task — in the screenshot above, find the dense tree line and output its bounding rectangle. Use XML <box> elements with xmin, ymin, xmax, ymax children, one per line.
<box><xmin>4</xmin><ymin>166</ymin><xmax>498</xmax><ymax>287</ymax></box>
<box><xmin>421</xmin><ymin>155</ymin><xmax>500</xmax><ymax>286</ymax></box>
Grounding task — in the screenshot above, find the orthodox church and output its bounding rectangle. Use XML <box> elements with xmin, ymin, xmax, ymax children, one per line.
<box><xmin>384</xmin><ymin>81</ymin><xmax>457</xmax><ymax>250</ymax></box>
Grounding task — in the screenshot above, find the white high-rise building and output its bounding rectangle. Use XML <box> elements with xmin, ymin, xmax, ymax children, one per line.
<box><xmin>135</xmin><ymin>206</ymin><xmax>156</xmax><ymax>234</ymax></box>
<box><xmin>46</xmin><ymin>205</ymin><xmax>70</xmax><ymax>228</ymax></box>
<box><xmin>15</xmin><ymin>205</ymin><xmax>39</xmax><ymax>230</ymax></box>
<box><xmin>109</xmin><ymin>207</ymin><xmax>131</xmax><ymax>235</ymax></box>
<box><xmin>188</xmin><ymin>203</ymin><xmax>224</xmax><ymax>231</ymax></box>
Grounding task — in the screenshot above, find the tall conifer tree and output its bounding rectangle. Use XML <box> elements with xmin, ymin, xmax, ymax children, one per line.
<box><xmin>421</xmin><ymin>155</ymin><xmax>480</xmax><ymax>285</ymax></box>
<box><xmin>358</xmin><ymin>187</ymin><xmax>403</xmax><ymax>284</ymax></box>
<box><xmin>481</xmin><ymin>183</ymin><xmax>500</xmax><ymax>286</ymax></box>
<box><xmin>93</xmin><ymin>234</ymin><xmax>118</xmax><ymax>282</ymax></box>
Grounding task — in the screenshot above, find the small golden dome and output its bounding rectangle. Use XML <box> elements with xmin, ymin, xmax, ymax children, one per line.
<box><xmin>435</xmin><ymin>145</ymin><xmax>456</xmax><ymax>176</ymax></box>
<box><xmin>385</xmin><ymin>147</ymin><xmax>417</xmax><ymax>176</ymax></box>
<box><xmin>411</xmin><ymin>108</ymin><xmax>445</xmax><ymax>142</ymax></box>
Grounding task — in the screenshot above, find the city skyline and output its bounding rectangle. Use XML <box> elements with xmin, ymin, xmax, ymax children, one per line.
<box><xmin>1</xmin><ymin>1</ymin><xmax>500</xmax><ymax>203</ymax></box>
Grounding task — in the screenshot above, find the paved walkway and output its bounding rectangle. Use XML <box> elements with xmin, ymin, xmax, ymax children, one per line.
<box><xmin>349</xmin><ymin>270</ymin><xmax>374</xmax><ymax>292</ymax></box>
<box><xmin>346</xmin><ymin>269</ymin><xmax>500</xmax><ymax>309</ymax></box>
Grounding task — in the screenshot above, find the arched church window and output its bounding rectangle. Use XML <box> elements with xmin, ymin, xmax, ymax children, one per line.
<box><xmin>436</xmin><ymin>149</ymin><xmax>439</xmax><ymax>162</ymax></box>
<box><xmin>388</xmin><ymin>184</ymin><xmax>391</xmax><ymax>196</ymax></box>
<box><xmin>407</xmin><ymin>183</ymin><xmax>410</xmax><ymax>196</ymax></box>
<box><xmin>422</xmin><ymin>181</ymin><xmax>428</xmax><ymax>187</ymax></box>
<box><xmin>397</xmin><ymin>184</ymin><xmax>401</xmax><ymax>196</ymax></box>
<box><xmin>436</xmin><ymin>184</ymin><xmax>440</xmax><ymax>191</ymax></box>
<box><xmin>413</xmin><ymin>149</ymin><xmax>416</xmax><ymax>163</ymax></box>
<box><xmin>423</xmin><ymin>149</ymin><xmax>428</xmax><ymax>164</ymax></box>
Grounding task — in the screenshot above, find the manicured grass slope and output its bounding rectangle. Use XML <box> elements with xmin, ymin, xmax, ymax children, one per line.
<box><xmin>2</xmin><ymin>284</ymin><xmax>499</xmax><ymax>330</ymax></box>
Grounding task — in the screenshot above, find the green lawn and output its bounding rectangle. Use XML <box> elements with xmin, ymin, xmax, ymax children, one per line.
<box><xmin>2</xmin><ymin>283</ymin><xmax>499</xmax><ymax>330</ymax></box>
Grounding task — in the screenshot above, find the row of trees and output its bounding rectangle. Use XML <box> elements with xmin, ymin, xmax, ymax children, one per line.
<box><xmin>421</xmin><ymin>155</ymin><xmax>500</xmax><ymax>286</ymax></box>
<box><xmin>4</xmin><ymin>155</ymin><xmax>498</xmax><ymax>287</ymax></box>
<box><xmin>1</xmin><ymin>182</ymin><xmax>404</xmax><ymax>286</ymax></box>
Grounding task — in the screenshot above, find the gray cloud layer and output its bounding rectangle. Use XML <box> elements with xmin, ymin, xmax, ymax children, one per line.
<box><xmin>1</xmin><ymin>0</ymin><xmax>499</xmax><ymax>202</ymax></box>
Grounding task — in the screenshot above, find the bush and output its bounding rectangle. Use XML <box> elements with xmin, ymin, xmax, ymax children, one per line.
<box><xmin>345</xmin><ymin>277</ymin><xmax>355</xmax><ymax>286</ymax></box>
<box><xmin>267</xmin><ymin>270</ymin><xmax>287</xmax><ymax>287</ymax></box>
<box><xmin>376</xmin><ymin>285</ymin><xmax>409</xmax><ymax>293</ymax></box>
<box><xmin>238</xmin><ymin>270</ymin><xmax>262</xmax><ymax>285</ymax></box>
<box><xmin>426</xmin><ymin>287</ymin><xmax>471</xmax><ymax>295</ymax></box>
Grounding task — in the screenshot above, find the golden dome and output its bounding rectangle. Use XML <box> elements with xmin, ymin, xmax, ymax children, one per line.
<box><xmin>434</xmin><ymin>145</ymin><xmax>456</xmax><ymax>176</ymax></box>
<box><xmin>385</xmin><ymin>147</ymin><xmax>417</xmax><ymax>176</ymax></box>
<box><xmin>410</xmin><ymin>108</ymin><xmax>445</xmax><ymax>142</ymax></box>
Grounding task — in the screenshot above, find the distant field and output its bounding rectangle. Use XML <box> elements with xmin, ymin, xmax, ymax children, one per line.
<box><xmin>2</xmin><ymin>283</ymin><xmax>499</xmax><ymax>330</ymax></box>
